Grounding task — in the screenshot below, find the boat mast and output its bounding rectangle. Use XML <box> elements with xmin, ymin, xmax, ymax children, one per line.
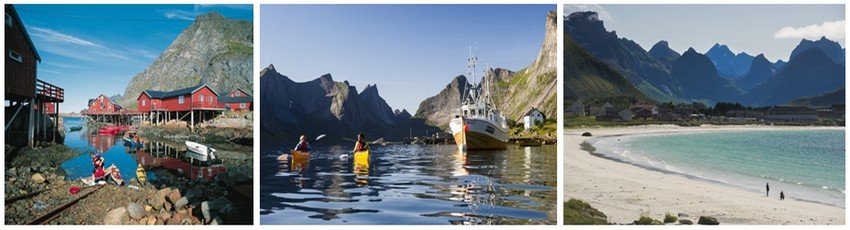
<box><xmin>467</xmin><ymin>46</ymin><xmax>478</xmax><ymax>105</ymax></box>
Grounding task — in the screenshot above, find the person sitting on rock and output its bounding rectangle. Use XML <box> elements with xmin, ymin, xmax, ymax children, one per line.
<box><xmin>354</xmin><ymin>132</ymin><xmax>369</xmax><ymax>152</ymax></box>
<box><xmin>91</xmin><ymin>153</ymin><xmax>106</xmax><ymax>182</ymax></box>
<box><xmin>293</xmin><ymin>135</ymin><xmax>311</xmax><ymax>152</ymax></box>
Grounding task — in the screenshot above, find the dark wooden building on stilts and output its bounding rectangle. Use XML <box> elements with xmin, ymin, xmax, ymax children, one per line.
<box><xmin>5</xmin><ymin>5</ymin><xmax>64</xmax><ymax>147</ymax></box>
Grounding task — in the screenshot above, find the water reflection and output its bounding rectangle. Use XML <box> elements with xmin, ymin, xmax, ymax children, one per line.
<box><xmin>59</xmin><ymin>117</ymin><xmax>230</xmax><ymax>184</ymax></box>
<box><xmin>260</xmin><ymin>144</ymin><xmax>556</xmax><ymax>225</ymax></box>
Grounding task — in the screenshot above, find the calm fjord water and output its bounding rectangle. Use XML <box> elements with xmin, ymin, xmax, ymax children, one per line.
<box><xmin>260</xmin><ymin>144</ymin><xmax>556</xmax><ymax>224</ymax></box>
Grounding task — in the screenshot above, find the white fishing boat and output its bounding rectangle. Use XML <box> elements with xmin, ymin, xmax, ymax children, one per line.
<box><xmin>449</xmin><ymin>48</ymin><xmax>509</xmax><ymax>151</ymax></box>
<box><xmin>185</xmin><ymin>141</ymin><xmax>217</xmax><ymax>162</ymax></box>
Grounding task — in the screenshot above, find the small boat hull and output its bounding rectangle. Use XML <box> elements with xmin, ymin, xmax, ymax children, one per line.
<box><xmin>450</xmin><ymin>117</ymin><xmax>508</xmax><ymax>150</ymax></box>
<box><xmin>185</xmin><ymin>141</ymin><xmax>216</xmax><ymax>161</ymax></box>
<box><xmin>291</xmin><ymin>150</ymin><xmax>310</xmax><ymax>172</ymax></box>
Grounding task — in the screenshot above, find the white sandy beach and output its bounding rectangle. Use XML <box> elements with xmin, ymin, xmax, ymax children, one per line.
<box><xmin>564</xmin><ymin>124</ymin><xmax>845</xmax><ymax>225</ymax></box>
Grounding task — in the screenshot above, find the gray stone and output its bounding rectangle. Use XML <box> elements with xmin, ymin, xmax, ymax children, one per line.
<box><xmin>149</xmin><ymin>194</ymin><xmax>165</xmax><ymax>211</ymax></box>
<box><xmin>126</xmin><ymin>202</ymin><xmax>146</xmax><ymax>220</ymax></box>
<box><xmin>679</xmin><ymin>219</ymin><xmax>693</xmax><ymax>225</ymax></box>
<box><xmin>698</xmin><ymin>216</ymin><xmax>719</xmax><ymax>225</ymax></box>
<box><xmin>104</xmin><ymin>207</ymin><xmax>128</xmax><ymax>225</ymax></box>
<box><xmin>166</xmin><ymin>189</ymin><xmax>182</xmax><ymax>204</ymax></box>
<box><xmin>210</xmin><ymin>216</ymin><xmax>222</xmax><ymax>225</ymax></box>
<box><xmin>174</xmin><ymin>197</ymin><xmax>189</xmax><ymax>210</ymax></box>
<box><xmin>201</xmin><ymin>201</ymin><xmax>211</xmax><ymax>221</ymax></box>
<box><xmin>31</xmin><ymin>173</ymin><xmax>45</xmax><ymax>184</ymax></box>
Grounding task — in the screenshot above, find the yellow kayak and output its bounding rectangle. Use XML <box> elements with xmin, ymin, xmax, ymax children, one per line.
<box><xmin>135</xmin><ymin>163</ymin><xmax>146</xmax><ymax>185</ymax></box>
<box><xmin>291</xmin><ymin>150</ymin><xmax>310</xmax><ymax>172</ymax></box>
<box><xmin>354</xmin><ymin>149</ymin><xmax>369</xmax><ymax>167</ymax></box>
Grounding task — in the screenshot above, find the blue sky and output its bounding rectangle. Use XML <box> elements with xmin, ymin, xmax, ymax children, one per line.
<box><xmin>565</xmin><ymin>4</ymin><xmax>845</xmax><ymax>62</ymax></box>
<box><xmin>13</xmin><ymin>4</ymin><xmax>253</xmax><ymax>112</ymax></box>
<box><xmin>261</xmin><ymin>4</ymin><xmax>555</xmax><ymax>113</ymax></box>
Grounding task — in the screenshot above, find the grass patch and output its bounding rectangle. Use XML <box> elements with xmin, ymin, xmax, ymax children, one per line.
<box><xmin>564</xmin><ymin>199</ymin><xmax>608</xmax><ymax>225</ymax></box>
<box><xmin>664</xmin><ymin>212</ymin><xmax>678</xmax><ymax>223</ymax></box>
<box><xmin>634</xmin><ymin>215</ymin><xmax>663</xmax><ymax>225</ymax></box>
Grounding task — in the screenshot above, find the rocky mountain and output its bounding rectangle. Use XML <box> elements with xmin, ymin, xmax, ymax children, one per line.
<box><xmin>260</xmin><ymin>65</ymin><xmax>438</xmax><ymax>148</ymax></box>
<box><xmin>790</xmin><ymin>36</ymin><xmax>845</xmax><ymax>64</ymax></box>
<box><xmin>671</xmin><ymin>48</ymin><xmax>742</xmax><ymax>103</ymax></box>
<box><xmin>648</xmin><ymin>40</ymin><xmax>681</xmax><ymax>67</ymax></box>
<box><xmin>564</xmin><ymin>30</ymin><xmax>648</xmax><ymax>102</ymax></box>
<box><xmin>705</xmin><ymin>43</ymin><xmax>754</xmax><ymax>79</ymax></box>
<box><xmin>415</xmin><ymin>11</ymin><xmax>558</xmax><ymax>128</ymax></box>
<box><xmin>773</xmin><ymin>59</ymin><xmax>787</xmax><ymax>70</ymax></box>
<box><xmin>743</xmin><ymin>48</ymin><xmax>845</xmax><ymax>106</ymax></box>
<box><xmin>565</xmin><ymin>11</ymin><xmax>680</xmax><ymax>103</ymax></box>
<box><xmin>786</xmin><ymin>88</ymin><xmax>845</xmax><ymax>107</ymax></box>
<box><xmin>734</xmin><ymin>54</ymin><xmax>776</xmax><ymax>92</ymax></box>
<box><xmin>120</xmin><ymin>11</ymin><xmax>253</xmax><ymax>108</ymax></box>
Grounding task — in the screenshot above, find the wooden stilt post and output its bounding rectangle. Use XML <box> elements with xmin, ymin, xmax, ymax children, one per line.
<box><xmin>28</xmin><ymin>98</ymin><xmax>35</xmax><ymax>148</ymax></box>
<box><xmin>191</xmin><ymin>110</ymin><xmax>194</xmax><ymax>132</ymax></box>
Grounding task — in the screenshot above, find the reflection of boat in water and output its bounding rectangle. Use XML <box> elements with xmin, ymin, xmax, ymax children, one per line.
<box><xmin>185</xmin><ymin>141</ymin><xmax>216</xmax><ymax>161</ymax></box>
<box><xmin>122</xmin><ymin>131</ymin><xmax>142</xmax><ymax>151</ymax></box>
<box><xmin>449</xmin><ymin>48</ymin><xmax>509</xmax><ymax>151</ymax></box>
<box><xmin>136</xmin><ymin>141</ymin><xmax>226</xmax><ymax>181</ymax></box>
<box><xmin>353</xmin><ymin>149</ymin><xmax>369</xmax><ymax>186</ymax></box>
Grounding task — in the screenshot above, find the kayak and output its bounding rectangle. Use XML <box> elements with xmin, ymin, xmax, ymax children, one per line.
<box><xmin>69</xmin><ymin>126</ymin><xmax>82</xmax><ymax>132</ymax></box>
<box><xmin>81</xmin><ymin>164</ymin><xmax>123</xmax><ymax>185</ymax></box>
<box><xmin>354</xmin><ymin>149</ymin><xmax>369</xmax><ymax>168</ymax></box>
<box><xmin>136</xmin><ymin>163</ymin><xmax>146</xmax><ymax>185</ymax></box>
<box><xmin>290</xmin><ymin>150</ymin><xmax>310</xmax><ymax>172</ymax></box>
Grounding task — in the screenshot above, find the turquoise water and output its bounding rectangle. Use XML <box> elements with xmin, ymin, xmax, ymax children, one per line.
<box><xmin>589</xmin><ymin>130</ymin><xmax>845</xmax><ymax>207</ymax></box>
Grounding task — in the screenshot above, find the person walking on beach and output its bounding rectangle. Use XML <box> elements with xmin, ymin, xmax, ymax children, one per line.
<box><xmin>766</xmin><ymin>183</ymin><xmax>770</xmax><ymax>197</ymax></box>
<box><xmin>780</xmin><ymin>191</ymin><xmax>785</xmax><ymax>200</ymax></box>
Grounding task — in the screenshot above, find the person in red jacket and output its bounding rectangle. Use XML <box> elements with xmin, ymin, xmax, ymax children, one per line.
<box><xmin>354</xmin><ymin>132</ymin><xmax>369</xmax><ymax>152</ymax></box>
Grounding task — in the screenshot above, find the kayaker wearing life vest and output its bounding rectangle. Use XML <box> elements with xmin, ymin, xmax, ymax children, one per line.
<box><xmin>354</xmin><ymin>132</ymin><xmax>369</xmax><ymax>152</ymax></box>
<box><xmin>294</xmin><ymin>135</ymin><xmax>311</xmax><ymax>152</ymax></box>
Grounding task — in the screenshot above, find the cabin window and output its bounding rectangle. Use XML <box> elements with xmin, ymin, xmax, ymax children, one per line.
<box><xmin>208</xmin><ymin>96</ymin><xmax>213</xmax><ymax>102</ymax></box>
<box><xmin>179</xmin><ymin>95</ymin><xmax>184</xmax><ymax>104</ymax></box>
<box><xmin>5</xmin><ymin>13</ymin><xmax>12</xmax><ymax>28</ymax></box>
<box><xmin>141</xmin><ymin>100</ymin><xmax>146</xmax><ymax>106</ymax></box>
<box><xmin>199</xmin><ymin>95</ymin><xmax>204</xmax><ymax>102</ymax></box>
<box><xmin>240</xmin><ymin>103</ymin><xmax>246</xmax><ymax>109</ymax></box>
<box><xmin>8</xmin><ymin>49</ymin><xmax>23</xmax><ymax>63</ymax></box>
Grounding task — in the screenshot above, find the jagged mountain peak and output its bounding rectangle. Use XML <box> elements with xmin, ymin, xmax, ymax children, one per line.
<box><xmin>119</xmin><ymin>12</ymin><xmax>252</xmax><ymax>107</ymax></box>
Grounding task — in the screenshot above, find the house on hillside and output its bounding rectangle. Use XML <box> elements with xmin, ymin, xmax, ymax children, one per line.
<box><xmin>566</xmin><ymin>101</ymin><xmax>585</xmax><ymax>117</ymax></box>
<box><xmin>522</xmin><ymin>107</ymin><xmax>546</xmax><ymax>130</ymax></box>
<box><xmin>589</xmin><ymin>102</ymin><xmax>613</xmax><ymax>117</ymax></box>
<box><xmin>219</xmin><ymin>88</ymin><xmax>253</xmax><ymax>112</ymax></box>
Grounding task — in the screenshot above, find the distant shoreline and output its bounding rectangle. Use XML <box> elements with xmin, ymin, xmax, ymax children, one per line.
<box><xmin>564</xmin><ymin>125</ymin><xmax>844</xmax><ymax>224</ymax></box>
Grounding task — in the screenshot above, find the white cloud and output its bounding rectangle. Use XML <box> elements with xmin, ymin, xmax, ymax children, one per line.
<box><xmin>159</xmin><ymin>9</ymin><xmax>197</xmax><ymax>21</ymax></box>
<box><xmin>29</xmin><ymin>26</ymin><xmax>104</xmax><ymax>48</ymax></box>
<box><xmin>564</xmin><ymin>4</ymin><xmax>613</xmax><ymax>22</ymax></box>
<box><xmin>90</xmin><ymin>50</ymin><xmax>131</xmax><ymax>61</ymax></box>
<box><xmin>195</xmin><ymin>4</ymin><xmax>252</xmax><ymax>11</ymax></box>
<box><xmin>774</xmin><ymin>20</ymin><xmax>845</xmax><ymax>40</ymax></box>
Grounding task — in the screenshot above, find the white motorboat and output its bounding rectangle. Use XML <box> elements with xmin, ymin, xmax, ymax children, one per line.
<box><xmin>185</xmin><ymin>140</ymin><xmax>217</xmax><ymax>161</ymax></box>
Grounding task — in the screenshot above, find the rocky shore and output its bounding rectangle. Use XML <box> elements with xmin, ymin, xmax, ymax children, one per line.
<box><xmin>5</xmin><ymin>132</ymin><xmax>253</xmax><ymax>224</ymax></box>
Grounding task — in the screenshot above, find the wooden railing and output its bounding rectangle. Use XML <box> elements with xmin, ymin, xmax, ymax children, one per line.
<box><xmin>36</xmin><ymin>79</ymin><xmax>64</xmax><ymax>102</ymax></box>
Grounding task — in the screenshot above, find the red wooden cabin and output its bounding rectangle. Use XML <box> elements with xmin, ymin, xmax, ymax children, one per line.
<box><xmin>220</xmin><ymin>88</ymin><xmax>253</xmax><ymax>112</ymax></box>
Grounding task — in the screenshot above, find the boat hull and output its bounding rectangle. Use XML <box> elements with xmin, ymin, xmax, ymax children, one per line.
<box><xmin>185</xmin><ymin>141</ymin><xmax>216</xmax><ymax>161</ymax></box>
<box><xmin>450</xmin><ymin>117</ymin><xmax>508</xmax><ymax>150</ymax></box>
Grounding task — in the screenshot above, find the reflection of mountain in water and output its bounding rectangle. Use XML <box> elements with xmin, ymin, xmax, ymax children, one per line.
<box><xmin>259</xmin><ymin>144</ymin><xmax>556</xmax><ymax>224</ymax></box>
